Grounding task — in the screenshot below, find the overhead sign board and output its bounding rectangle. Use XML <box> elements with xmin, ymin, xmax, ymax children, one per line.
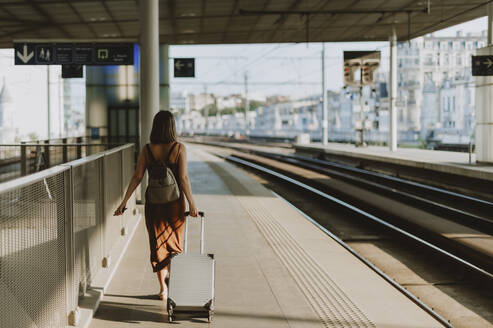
<box><xmin>174</xmin><ymin>58</ymin><xmax>195</xmax><ymax>77</ymax></box>
<box><xmin>14</xmin><ymin>42</ymin><xmax>134</xmax><ymax>65</ymax></box>
<box><xmin>472</xmin><ymin>55</ymin><xmax>493</xmax><ymax>76</ymax></box>
<box><xmin>62</xmin><ymin>64</ymin><xmax>83</xmax><ymax>78</ymax></box>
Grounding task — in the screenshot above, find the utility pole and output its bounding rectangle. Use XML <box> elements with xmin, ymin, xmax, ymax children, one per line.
<box><xmin>359</xmin><ymin>85</ymin><xmax>366</xmax><ymax>147</ymax></box>
<box><xmin>322</xmin><ymin>43</ymin><xmax>328</xmax><ymax>145</ymax></box>
<box><xmin>244</xmin><ymin>72</ymin><xmax>249</xmax><ymax>136</ymax></box>
<box><xmin>389</xmin><ymin>28</ymin><xmax>398</xmax><ymax>151</ymax></box>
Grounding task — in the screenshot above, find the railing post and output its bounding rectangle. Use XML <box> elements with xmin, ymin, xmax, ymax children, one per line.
<box><xmin>44</xmin><ymin>139</ymin><xmax>50</xmax><ymax>168</ymax></box>
<box><xmin>62</xmin><ymin>138</ymin><xmax>68</xmax><ymax>163</ymax></box>
<box><xmin>76</xmin><ymin>137</ymin><xmax>82</xmax><ymax>159</ymax></box>
<box><xmin>20</xmin><ymin>142</ymin><xmax>27</xmax><ymax>176</ymax></box>
<box><xmin>62</xmin><ymin>167</ymin><xmax>80</xmax><ymax>326</ymax></box>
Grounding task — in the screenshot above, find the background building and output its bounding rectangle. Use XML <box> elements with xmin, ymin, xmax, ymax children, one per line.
<box><xmin>0</xmin><ymin>78</ymin><xmax>16</xmax><ymax>143</ymax></box>
<box><xmin>398</xmin><ymin>31</ymin><xmax>485</xmax><ymax>142</ymax></box>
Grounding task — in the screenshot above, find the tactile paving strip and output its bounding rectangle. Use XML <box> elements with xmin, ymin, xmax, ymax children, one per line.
<box><xmin>240</xmin><ymin>197</ymin><xmax>376</xmax><ymax>328</ymax></box>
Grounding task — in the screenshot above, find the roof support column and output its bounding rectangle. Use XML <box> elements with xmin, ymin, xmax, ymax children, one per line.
<box><xmin>488</xmin><ymin>2</ymin><xmax>493</xmax><ymax>45</ymax></box>
<box><xmin>389</xmin><ymin>29</ymin><xmax>397</xmax><ymax>152</ymax></box>
<box><xmin>139</xmin><ymin>0</ymin><xmax>159</xmax><ymax>196</ymax></box>
<box><xmin>160</xmin><ymin>45</ymin><xmax>170</xmax><ymax>112</ymax></box>
<box><xmin>475</xmin><ymin>6</ymin><xmax>493</xmax><ymax>163</ymax></box>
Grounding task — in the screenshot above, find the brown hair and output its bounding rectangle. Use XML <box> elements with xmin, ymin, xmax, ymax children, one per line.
<box><xmin>150</xmin><ymin>110</ymin><xmax>177</xmax><ymax>144</ymax></box>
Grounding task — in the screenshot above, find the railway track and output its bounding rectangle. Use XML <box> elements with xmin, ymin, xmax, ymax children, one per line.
<box><xmin>190</xmin><ymin>140</ymin><xmax>493</xmax><ymax>271</ymax></box>
<box><xmin>225</xmin><ymin>154</ymin><xmax>493</xmax><ymax>281</ymax></box>
<box><xmin>251</xmin><ymin>150</ymin><xmax>493</xmax><ymax>233</ymax></box>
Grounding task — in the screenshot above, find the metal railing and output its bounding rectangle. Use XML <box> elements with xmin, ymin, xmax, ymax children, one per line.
<box><xmin>0</xmin><ymin>143</ymin><xmax>138</xmax><ymax>327</ymax></box>
<box><xmin>0</xmin><ymin>137</ymin><xmax>125</xmax><ymax>183</ymax></box>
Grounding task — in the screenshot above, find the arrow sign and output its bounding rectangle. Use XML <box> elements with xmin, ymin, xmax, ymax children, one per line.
<box><xmin>484</xmin><ymin>57</ymin><xmax>493</xmax><ymax>69</ymax></box>
<box><xmin>174</xmin><ymin>58</ymin><xmax>195</xmax><ymax>77</ymax></box>
<box><xmin>14</xmin><ymin>42</ymin><xmax>133</xmax><ymax>65</ymax></box>
<box><xmin>175</xmin><ymin>60</ymin><xmax>184</xmax><ymax>70</ymax></box>
<box><xmin>472</xmin><ymin>55</ymin><xmax>493</xmax><ymax>76</ymax></box>
<box><xmin>16</xmin><ymin>44</ymin><xmax>34</xmax><ymax>64</ymax></box>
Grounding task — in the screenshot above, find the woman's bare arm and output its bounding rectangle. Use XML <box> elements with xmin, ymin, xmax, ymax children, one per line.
<box><xmin>114</xmin><ymin>148</ymin><xmax>146</xmax><ymax>216</ymax></box>
<box><xmin>177</xmin><ymin>144</ymin><xmax>198</xmax><ymax>216</ymax></box>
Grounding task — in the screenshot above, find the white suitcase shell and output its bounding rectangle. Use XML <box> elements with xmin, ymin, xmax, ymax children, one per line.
<box><xmin>167</xmin><ymin>211</ymin><xmax>215</xmax><ymax>322</ymax></box>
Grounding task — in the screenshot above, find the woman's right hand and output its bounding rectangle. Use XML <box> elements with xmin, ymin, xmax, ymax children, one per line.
<box><xmin>189</xmin><ymin>203</ymin><xmax>198</xmax><ymax>217</ymax></box>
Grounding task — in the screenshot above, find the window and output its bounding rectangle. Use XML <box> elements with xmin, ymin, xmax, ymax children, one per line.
<box><xmin>444</xmin><ymin>54</ymin><xmax>449</xmax><ymax>65</ymax></box>
<box><xmin>425</xmin><ymin>54</ymin><xmax>433</xmax><ymax>65</ymax></box>
<box><xmin>456</xmin><ymin>55</ymin><xmax>462</xmax><ymax>66</ymax></box>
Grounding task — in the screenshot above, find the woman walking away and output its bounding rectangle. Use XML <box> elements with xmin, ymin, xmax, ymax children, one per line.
<box><xmin>114</xmin><ymin>110</ymin><xmax>199</xmax><ymax>302</ymax></box>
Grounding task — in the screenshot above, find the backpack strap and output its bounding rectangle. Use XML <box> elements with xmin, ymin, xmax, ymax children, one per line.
<box><xmin>166</xmin><ymin>142</ymin><xmax>179</xmax><ymax>164</ymax></box>
<box><xmin>146</xmin><ymin>144</ymin><xmax>158</xmax><ymax>163</ymax></box>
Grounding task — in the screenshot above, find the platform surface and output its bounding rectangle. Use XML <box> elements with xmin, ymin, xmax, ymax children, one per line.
<box><xmin>295</xmin><ymin>142</ymin><xmax>493</xmax><ymax>181</ymax></box>
<box><xmin>88</xmin><ymin>144</ymin><xmax>443</xmax><ymax>327</ymax></box>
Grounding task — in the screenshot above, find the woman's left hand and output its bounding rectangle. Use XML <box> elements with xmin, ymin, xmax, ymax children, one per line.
<box><xmin>114</xmin><ymin>202</ymin><xmax>127</xmax><ymax>216</ymax></box>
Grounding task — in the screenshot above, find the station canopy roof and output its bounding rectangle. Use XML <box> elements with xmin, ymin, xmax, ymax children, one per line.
<box><xmin>0</xmin><ymin>0</ymin><xmax>488</xmax><ymax>48</ymax></box>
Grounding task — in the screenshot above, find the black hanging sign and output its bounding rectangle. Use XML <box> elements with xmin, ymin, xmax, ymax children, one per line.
<box><xmin>174</xmin><ymin>58</ymin><xmax>195</xmax><ymax>77</ymax></box>
<box><xmin>14</xmin><ymin>42</ymin><xmax>134</xmax><ymax>65</ymax></box>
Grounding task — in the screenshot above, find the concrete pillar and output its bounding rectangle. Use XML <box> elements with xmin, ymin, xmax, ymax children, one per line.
<box><xmin>488</xmin><ymin>3</ymin><xmax>493</xmax><ymax>46</ymax></box>
<box><xmin>475</xmin><ymin>6</ymin><xmax>493</xmax><ymax>163</ymax></box>
<box><xmin>389</xmin><ymin>29</ymin><xmax>398</xmax><ymax>152</ymax></box>
<box><xmin>159</xmin><ymin>44</ymin><xmax>170</xmax><ymax>111</ymax></box>
<box><xmin>476</xmin><ymin>46</ymin><xmax>493</xmax><ymax>163</ymax></box>
<box><xmin>139</xmin><ymin>0</ymin><xmax>159</xmax><ymax>195</ymax></box>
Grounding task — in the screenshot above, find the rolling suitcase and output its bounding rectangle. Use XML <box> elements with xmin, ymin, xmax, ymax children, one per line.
<box><xmin>167</xmin><ymin>211</ymin><xmax>215</xmax><ymax>323</ymax></box>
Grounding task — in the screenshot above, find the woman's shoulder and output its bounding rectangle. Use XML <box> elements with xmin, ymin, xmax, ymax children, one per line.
<box><xmin>174</xmin><ymin>140</ymin><xmax>185</xmax><ymax>150</ymax></box>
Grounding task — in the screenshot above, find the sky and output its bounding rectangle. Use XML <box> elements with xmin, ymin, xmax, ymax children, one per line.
<box><xmin>0</xmin><ymin>16</ymin><xmax>487</xmax><ymax>138</ymax></box>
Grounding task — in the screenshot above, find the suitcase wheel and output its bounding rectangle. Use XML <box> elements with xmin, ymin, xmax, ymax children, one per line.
<box><xmin>167</xmin><ymin>304</ymin><xmax>174</xmax><ymax>323</ymax></box>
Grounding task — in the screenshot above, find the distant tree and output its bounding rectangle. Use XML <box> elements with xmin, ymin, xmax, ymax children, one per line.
<box><xmin>27</xmin><ymin>132</ymin><xmax>38</xmax><ymax>141</ymax></box>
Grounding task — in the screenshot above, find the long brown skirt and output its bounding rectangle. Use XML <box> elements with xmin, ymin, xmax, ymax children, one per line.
<box><xmin>144</xmin><ymin>193</ymin><xmax>186</xmax><ymax>272</ymax></box>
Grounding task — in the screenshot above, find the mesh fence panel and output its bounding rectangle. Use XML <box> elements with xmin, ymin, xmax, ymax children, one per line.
<box><xmin>103</xmin><ymin>151</ymin><xmax>123</xmax><ymax>256</ymax></box>
<box><xmin>72</xmin><ymin>158</ymin><xmax>103</xmax><ymax>300</ymax></box>
<box><xmin>0</xmin><ymin>172</ymin><xmax>68</xmax><ymax>328</ymax></box>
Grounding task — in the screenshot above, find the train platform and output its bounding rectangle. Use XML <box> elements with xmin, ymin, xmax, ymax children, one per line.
<box><xmin>294</xmin><ymin>143</ymin><xmax>493</xmax><ymax>182</ymax></box>
<box><xmin>88</xmin><ymin>145</ymin><xmax>444</xmax><ymax>327</ymax></box>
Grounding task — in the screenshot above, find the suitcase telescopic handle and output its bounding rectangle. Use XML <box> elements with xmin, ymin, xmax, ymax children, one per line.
<box><xmin>183</xmin><ymin>211</ymin><xmax>205</xmax><ymax>254</ymax></box>
<box><xmin>184</xmin><ymin>211</ymin><xmax>204</xmax><ymax>217</ymax></box>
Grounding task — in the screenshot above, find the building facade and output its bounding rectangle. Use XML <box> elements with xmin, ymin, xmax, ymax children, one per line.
<box><xmin>398</xmin><ymin>31</ymin><xmax>485</xmax><ymax>138</ymax></box>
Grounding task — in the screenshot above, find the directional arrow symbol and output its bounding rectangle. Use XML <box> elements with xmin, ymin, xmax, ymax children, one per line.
<box><xmin>16</xmin><ymin>44</ymin><xmax>34</xmax><ymax>64</ymax></box>
<box><xmin>484</xmin><ymin>57</ymin><xmax>493</xmax><ymax>69</ymax></box>
<box><xmin>175</xmin><ymin>60</ymin><xmax>184</xmax><ymax>70</ymax></box>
